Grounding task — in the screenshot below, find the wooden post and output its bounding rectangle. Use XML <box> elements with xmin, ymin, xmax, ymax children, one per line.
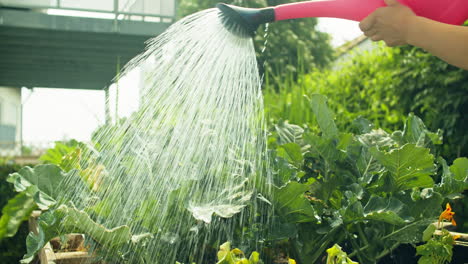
<box><xmin>105</xmin><ymin>86</ymin><xmax>111</xmax><ymax>125</ymax></box>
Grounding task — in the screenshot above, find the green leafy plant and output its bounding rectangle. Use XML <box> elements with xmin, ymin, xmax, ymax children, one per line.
<box><xmin>176</xmin><ymin>242</ymin><xmax>273</xmax><ymax>264</ymax></box>
<box><xmin>416</xmin><ymin>225</ymin><xmax>457</xmax><ymax>264</ymax></box>
<box><xmin>262</xmin><ymin>94</ymin><xmax>467</xmax><ymax>263</ymax></box>
<box><xmin>0</xmin><ymin>161</ymin><xmax>30</xmax><ymax>263</ymax></box>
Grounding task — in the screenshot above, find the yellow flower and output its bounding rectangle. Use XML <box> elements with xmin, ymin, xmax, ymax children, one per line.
<box><xmin>288</xmin><ymin>258</ymin><xmax>297</xmax><ymax>264</ymax></box>
<box><xmin>439</xmin><ymin>203</ymin><xmax>456</xmax><ymax>227</ymax></box>
<box><xmin>453</xmin><ymin>235</ymin><xmax>461</xmax><ymax>240</ymax></box>
<box><xmin>231</xmin><ymin>248</ymin><xmax>244</xmax><ymax>255</ymax></box>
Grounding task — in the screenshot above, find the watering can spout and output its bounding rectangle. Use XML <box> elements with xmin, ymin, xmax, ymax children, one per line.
<box><xmin>216</xmin><ymin>3</ymin><xmax>274</xmax><ymax>38</ymax></box>
<box><xmin>217</xmin><ymin>0</ymin><xmax>468</xmax><ymax>38</ymax></box>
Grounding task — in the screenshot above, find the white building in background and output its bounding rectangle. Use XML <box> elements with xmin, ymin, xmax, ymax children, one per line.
<box><xmin>0</xmin><ymin>87</ymin><xmax>22</xmax><ymax>155</ymax></box>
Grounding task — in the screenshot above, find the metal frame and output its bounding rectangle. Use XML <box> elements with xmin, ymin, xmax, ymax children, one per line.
<box><xmin>0</xmin><ymin>0</ymin><xmax>176</xmax><ymax>21</ymax></box>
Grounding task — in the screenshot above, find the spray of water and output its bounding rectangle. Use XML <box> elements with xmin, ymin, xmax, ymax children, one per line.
<box><xmin>58</xmin><ymin>8</ymin><xmax>271</xmax><ymax>263</ymax></box>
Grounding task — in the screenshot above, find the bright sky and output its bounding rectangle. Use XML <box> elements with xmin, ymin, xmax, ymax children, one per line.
<box><xmin>22</xmin><ymin>69</ymin><xmax>141</xmax><ymax>143</ymax></box>
<box><xmin>22</xmin><ymin>18</ymin><xmax>362</xmax><ymax>144</ymax></box>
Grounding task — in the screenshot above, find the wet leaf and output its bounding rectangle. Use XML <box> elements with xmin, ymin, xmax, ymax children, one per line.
<box><xmin>277</xmin><ymin>143</ymin><xmax>303</xmax><ymax>167</ymax></box>
<box><xmin>363</xmin><ymin>196</ymin><xmax>412</xmax><ymax>225</ymax></box>
<box><xmin>273</xmin><ymin>182</ymin><xmax>318</xmax><ymax>223</ymax></box>
<box><xmin>371</xmin><ymin>144</ymin><xmax>435</xmax><ymax>191</ymax></box>
<box><xmin>275</xmin><ymin>120</ymin><xmax>304</xmax><ymax>145</ymax></box>
<box><xmin>7</xmin><ymin>165</ymin><xmax>65</xmax><ymax>198</ymax></box>
<box><xmin>309</xmin><ymin>94</ymin><xmax>338</xmax><ymax>138</ymax></box>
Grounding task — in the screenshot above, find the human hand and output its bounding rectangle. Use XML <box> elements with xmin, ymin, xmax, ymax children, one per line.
<box><xmin>359</xmin><ymin>0</ymin><xmax>417</xmax><ymax>47</ymax></box>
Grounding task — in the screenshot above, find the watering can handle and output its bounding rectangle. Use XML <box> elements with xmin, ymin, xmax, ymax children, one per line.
<box><xmin>274</xmin><ymin>0</ymin><xmax>387</xmax><ymax>22</ymax></box>
<box><xmin>274</xmin><ymin>0</ymin><xmax>468</xmax><ymax>25</ymax></box>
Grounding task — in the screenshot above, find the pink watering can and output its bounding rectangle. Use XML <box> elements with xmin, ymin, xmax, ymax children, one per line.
<box><xmin>217</xmin><ymin>0</ymin><xmax>468</xmax><ymax>37</ymax></box>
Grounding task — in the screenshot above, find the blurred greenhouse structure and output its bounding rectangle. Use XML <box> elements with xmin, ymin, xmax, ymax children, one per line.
<box><xmin>0</xmin><ymin>0</ymin><xmax>176</xmax><ymax>157</ymax></box>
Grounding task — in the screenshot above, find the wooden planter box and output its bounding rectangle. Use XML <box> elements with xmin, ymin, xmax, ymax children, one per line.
<box><xmin>433</xmin><ymin>222</ymin><xmax>468</xmax><ymax>247</ymax></box>
<box><xmin>29</xmin><ymin>211</ymin><xmax>100</xmax><ymax>264</ymax></box>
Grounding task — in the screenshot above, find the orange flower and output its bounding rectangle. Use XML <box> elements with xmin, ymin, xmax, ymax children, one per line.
<box><xmin>439</xmin><ymin>203</ymin><xmax>456</xmax><ymax>227</ymax></box>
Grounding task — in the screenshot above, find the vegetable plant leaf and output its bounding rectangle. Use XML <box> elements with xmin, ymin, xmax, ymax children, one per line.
<box><xmin>0</xmin><ymin>192</ymin><xmax>36</xmax><ymax>239</ymax></box>
<box><xmin>309</xmin><ymin>94</ymin><xmax>338</xmax><ymax>138</ymax></box>
<box><xmin>371</xmin><ymin>144</ymin><xmax>435</xmax><ymax>191</ymax></box>
<box><xmin>363</xmin><ymin>196</ymin><xmax>412</xmax><ymax>225</ymax></box>
<box><xmin>304</xmin><ymin>133</ymin><xmax>345</xmax><ymax>163</ymax></box>
<box><xmin>352</xmin><ymin>117</ymin><xmax>374</xmax><ymax>134</ymax></box>
<box><xmin>59</xmin><ymin>205</ymin><xmax>132</xmax><ymax>247</ymax></box>
<box><xmin>275</xmin><ymin>120</ymin><xmax>304</xmax><ymax>144</ymax></box>
<box><xmin>277</xmin><ymin>143</ymin><xmax>304</xmax><ymax>167</ymax></box>
<box><xmin>39</xmin><ymin>140</ymin><xmax>79</xmax><ymax>168</ymax></box>
<box><xmin>449</xmin><ymin>157</ymin><xmax>468</xmax><ymax>181</ymax></box>
<box><xmin>435</xmin><ymin>158</ymin><xmax>468</xmax><ymax>195</ymax></box>
<box><xmin>398</xmin><ymin>113</ymin><xmax>442</xmax><ymax>147</ymax></box>
<box><xmin>357</xmin><ymin>129</ymin><xmax>395</xmax><ymax>149</ymax></box>
<box><xmin>7</xmin><ymin>164</ymin><xmax>64</xmax><ymax>198</ymax></box>
<box><xmin>273</xmin><ymin>182</ymin><xmax>319</xmax><ymax>223</ymax></box>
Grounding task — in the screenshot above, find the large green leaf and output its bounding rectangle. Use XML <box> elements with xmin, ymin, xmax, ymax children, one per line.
<box><xmin>39</xmin><ymin>140</ymin><xmax>79</xmax><ymax>167</ymax></box>
<box><xmin>309</xmin><ymin>94</ymin><xmax>338</xmax><ymax>138</ymax></box>
<box><xmin>304</xmin><ymin>133</ymin><xmax>345</xmax><ymax>163</ymax></box>
<box><xmin>436</xmin><ymin>158</ymin><xmax>468</xmax><ymax>195</ymax></box>
<box><xmin>275</xmin><ymin>120</ymin><xmax>304</xmax><ymax>145</ymax></box>
<box><xmin>397</xmin><ymin>113</ymin><xmax>442</xmax><ymax>147</ymax></box>
<box><xmin>7</xmin><ymin>164</ymin><xmax>89</xmax><ymax>208</ymax></box>
<box><xmin>22</xmin><ymin>209</ymin><xmax>61</xmax><ymax>263</ymax></box>
<box><xmin>59</xmin><ymin>205</ymin><xmax>132</xmax><ymax>247</ymax></box>
<box><xmin>276</xmin><ymin>143</ymin><xmax>303</xmax><ymax>168</ymax></box>
<box><xmin>7</xmin><ymin>165</ymin><xmax>64</xmax><ymax>198</ymax></box>
<box><xmin>371</xmin><ymin>144</ymin><xmax>435</xmax><ymax>191</ymax></box>
<box><xmin>450</xmin><ymin>157</ymin><xmax>468</xmax><ymax>181</ymax></box>
<box><xmin>363</xmin><ymin>196</ymin><xmax>412</xmax><ymax>225</ymax></box>
<box><xmin>0</xmin><ymin>192</ymin><xmax>36</xmax><ymax>239</ymax></box>
<box><xmin>273</xmin><ymin>182</ymin><xmax>318</xmax><ymax>223</ymax></box>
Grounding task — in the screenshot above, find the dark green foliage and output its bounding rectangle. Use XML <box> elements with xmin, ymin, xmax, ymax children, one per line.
<box><xmin>178</xmin><ymin>0</ymin><xmax>334</xmax><ymax>78</ymax></box>
<box><xmin>264</xmin><ymin>44</ymin><xmax>468</xmax><ymax>162</ymax></box>
<box><xmin>391</xmin><ymin>46</ymin><xmax>468</xmax><ymax>161</ymax></box>
<box><xmin>264</xmin><ymin>45</ymin><xmax>404</xmax><ymax>130</ymax></box>
<box><xmin>0</xmin><ymin>162</ymin><xmax>29</xmax><ymax>264</ymax></box>
<box><xmin>264</xmin><ymin>95</ymin><xmax>467</xmax><ymax>264</ymax></box>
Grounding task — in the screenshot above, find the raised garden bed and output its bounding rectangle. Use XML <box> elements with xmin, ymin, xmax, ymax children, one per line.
<box><xmin>29</xmin><ymin>211</ymin><xmax>100</xmax><ymax>264</ymax></box>
<box><xmin>434</xmin><ymin>222</ymin><xmax>468</xmax><ymax>247</ymax></box>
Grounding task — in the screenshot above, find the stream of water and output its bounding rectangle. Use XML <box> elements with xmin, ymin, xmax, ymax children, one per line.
<box><xmin>59</xmin><ymin>8</ymin><xmax>271</xmax><ymax>263</ymax></box>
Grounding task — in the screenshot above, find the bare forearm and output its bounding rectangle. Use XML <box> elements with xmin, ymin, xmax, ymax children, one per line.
<box><xmin>406</xmin><ymin>17</ymin><xmax>468</xmax><ymax>70</ymax></box>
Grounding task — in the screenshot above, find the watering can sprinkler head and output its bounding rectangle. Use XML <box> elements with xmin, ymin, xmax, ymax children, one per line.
<box><xmin>216</xmin><ymin>3</ymin><xmax>275</xmax><ymax>38</ymax></box>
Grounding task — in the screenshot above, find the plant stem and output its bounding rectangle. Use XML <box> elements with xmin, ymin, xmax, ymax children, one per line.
<box><xmin>356</xmin><ymin>223</ymin><xmax>369</xmax><ymax>247</ymax></box>
<box><xmin>308</xmin><ymin>229</ymin><xmax>341</xmax><ymax>263</ymax></box>
<box><xmin>375</xmin><ymin>241</ymin><xmax>401</xmax><ymax>260</ymax></box>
